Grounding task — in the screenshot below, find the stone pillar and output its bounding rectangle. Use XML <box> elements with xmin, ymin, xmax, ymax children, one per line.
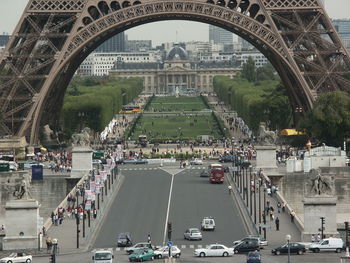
<box><xmin>71</xmin><ymin>146</ymin><xmax>93</xmax><ymax>178</ymax></box>
<box><xmin>302</xmin><ymin>197</ymin><xmax>339</xmax><ymax>241</ymax></box>
<box><xmin>3</xmin><ymin>199</ymin><xmax>41</xmax><ymax>250</ymax></box>
<box><xmin>256</xmin><ymin>145</ymin><xmax>278</xmax><ymax>175</ymax></box>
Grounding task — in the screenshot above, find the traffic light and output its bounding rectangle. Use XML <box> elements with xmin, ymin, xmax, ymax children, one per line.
<box><xmin>167</xmin><ymin>221</ymin><xmax>172</xmax><ymax>241</ymax></box>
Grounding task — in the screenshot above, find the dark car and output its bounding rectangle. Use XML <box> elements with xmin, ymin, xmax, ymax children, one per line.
<box><xmin>271</xmin><ymin>243</ymin><xmax>306</xmax><ymax>255</ymax></box>
<box><xmin>234</xmin><ymin>241</ymin><xmax>260</xmax><ymax>254</ymax></box>
<box><xmin>247</xmin><ymin>251</ymin><xmax>261</xmax><ymax>263</ymax></box>
<box><xmin>116</xmin><ymin>232</ymin><xmax>132</xmax><ymax>247</ymax></box>
<box><xmin>122</xmin><ymin>158</ymin><xmax>148</xmax><ymax>165</ymax></box>
<box><xmin>219</xmin><ymin>156</ymin><xmax>235</xmax><ymax>163</ymax></box>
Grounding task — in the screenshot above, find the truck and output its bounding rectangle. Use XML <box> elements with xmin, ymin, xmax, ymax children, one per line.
<box><xmin>92</xmin><ymin>249</ymin><xmax>114</xmax><ymax>263</ymax></box>
<box><xmin>208</xmin><ymin>163</ymin><xmax>225</xmax><ymax>183</ymax></box>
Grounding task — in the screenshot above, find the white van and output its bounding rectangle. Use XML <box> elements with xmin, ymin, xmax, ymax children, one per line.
<box><xmin>92</xmin><ymin>249</ymin><xmax>114</xmax><ymax>263</ymax></box>
<box><xmin>309</xmin><ymin>237</ymin><xmax>344</xmax><ymax>253</ymax></box>
<box><xmin>201</xmin><ymin>217</ymin><xmax>215</xmax><ymax>231</ymax></box>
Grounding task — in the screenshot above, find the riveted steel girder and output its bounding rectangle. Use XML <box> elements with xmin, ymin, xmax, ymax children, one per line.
<box><xmin>0</xmin><ymin>0</ymin><xmax>349</xmax><ymax>144</ymax></box>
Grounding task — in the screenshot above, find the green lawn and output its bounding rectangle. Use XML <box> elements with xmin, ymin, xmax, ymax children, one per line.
<box><xmin>131</xmin><ymin>115</ymin><xmax>222</xmax><ymax>140</ymax></box>
<box><xmin>147</xmin><ymin>96</ymin><xmax>208</xmax><ymax>112</ymax></box>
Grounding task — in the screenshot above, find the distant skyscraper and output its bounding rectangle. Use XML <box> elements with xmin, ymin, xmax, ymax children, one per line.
<box><xmin>95</xmin><ymin>32</ymin><xmax>125</xmax><ymax>52</ymax></box>
<box><xmin>0</xmin><ymin>34</ymin><xmax>10</xmax><ymax>47</ymax></box>
<box><xmin>209</xmin><ymin>25</ymin><xmax>233</xmax><ymax>45</ymax></box>
<box><xmin>332</xmin><ymin>19</ymin><xmax>350</xmax><ymax>39</ymax></box>
<box><xmin>126</xmin><ymin>40</ymin><xmax>152</xmax><ymax>52</ymax></box>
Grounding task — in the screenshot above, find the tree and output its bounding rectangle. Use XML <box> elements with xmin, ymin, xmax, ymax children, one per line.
<box><xmin>241</xmin><ymin>56</ymin><xmax>256</xmax><ymax>82</ymax></box>
<box><xmin>300</xmin><ymin>91</ymin><xmax>350</xmax><ymax>147</ymax></box>
<box><xmin>256</xmin><ymin>63</ymin><xmax>277</xmax><ymax>81</ymax></box>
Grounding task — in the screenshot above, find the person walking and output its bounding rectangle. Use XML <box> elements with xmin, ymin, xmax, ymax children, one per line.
<box><xmin>282</xmin><ymin>201</ymin><xmax>286</xmax><ymax>212</ymax></box>
<box><xmin>311</xmin><ymin>234</ymin><xmax>316</xmax><ymax>243</ymax></box>
<box><xmin>277</xmin><ymin>202</ymin><xmax>281</xmax><ymax>213</ymax></box>
<box><xmin>290</xmin><ymin>210</ymin><xmax>295</xmax><ymax>223</ymax></box>
<box><xmin>275</xmin><ymin>217</ymin><xmax>280</xmax><ymax>231</ymax></box>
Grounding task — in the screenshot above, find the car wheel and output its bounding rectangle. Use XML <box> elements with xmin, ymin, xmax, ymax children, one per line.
<box><xmin>234</xmin><ymin>250</ymin><xmax>239</xmax><ymax>254</ymax></box>
<box><xmin>140</xmin><ymin>258</ymin><xmax>143</xmax><ymax>262</ymax></box>
<box><xmin>223</xmin><ymin>252</ymin><xmax>229</xmax><ymax>257</ymax></box>
<box><xmin>314</xmin><ymin>248</ymin><xmax>320</xmax><ymax>253</ymax></box>
<box><xmin>151</xmin><ymin>256</ymin><xmax>154</xmax><ymax>260</ymax></box>
<box><xmin>297</xmin><ymin>250</ymin><xmax>303</xmax><ymax>255</ymax></box>
<box><xmin>158</xmin><ymin>254</ymin><xmax>162</xmax><ymax>259</ymax></box>
<box><xmin>175</xmin><ymin>253</ymin><xmax>180</xmax><ymax>258</ymax></box>
<box><xmin>336</xmin><ymin>248</ymin><xmax>342</xmax><ymax>253</ymax></box>
<box><xmin>199</xmin><ymin>252</ymin><xmax>205</xmax><ymax>257</ymax></box>
<box><xmin>276</xmin><ymin>250</ymin><xmax>281</xmax><ymax>255</ymax></box>
<box><xmin>7</xmin><ymin>261</ymin><xmax>12</xmax><ymax>263</ymax></box>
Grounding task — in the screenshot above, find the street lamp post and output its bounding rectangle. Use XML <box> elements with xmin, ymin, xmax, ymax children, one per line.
<box><xmin>263</xmin><ymin>187</ymin><xmax>267</xmax><ymax>239</ymax></box>
<box><xmin>258</xmin><ymin>180</ymin><xmax>261</xmax><ymax>234</ymax></box>
<box><xmin>286</xmin><ymin>234</ymin><xmax>291</xmax><ymax>263</ymax></box>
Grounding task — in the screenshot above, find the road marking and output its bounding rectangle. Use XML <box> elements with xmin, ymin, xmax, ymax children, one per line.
<box><xmin>163</xmin><ymin>173</ymin><xmax>175</xmax><ymax>245</ymax></box>
<box><xmin>189</xmin><ymin>245</ymin><xmax>194</xmax><ymax>249</ymax></box>
<box><xmin>181</xmin><ymin>245</ymin><xmax>186</xmax><ymax>249</ymax></box>
<box><xmin>198</xmin><ymin>245</ymin><xmax>203</xmax><ymax>248</ymax></box>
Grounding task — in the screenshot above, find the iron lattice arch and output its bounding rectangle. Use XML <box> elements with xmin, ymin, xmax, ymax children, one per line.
<box><xmin>0</xmin><ymin>0</ymin><xmax>350</xmax><ymax>144</ymax></box>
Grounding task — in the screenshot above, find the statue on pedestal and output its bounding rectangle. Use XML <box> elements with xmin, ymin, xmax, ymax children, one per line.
<box><xmin>71</xmin><ymin>127</ymin><xmax>92</xmax><ymax>147</ymax></box>
<box><xmin>13</xmin><ymin>173</ymin><xmax>32</xmax><ymax>200</ymax></box>
<box><xmin>257</xmin><ymin>123</ymin><xmax>276</xmax><ymax>145</ymax></box>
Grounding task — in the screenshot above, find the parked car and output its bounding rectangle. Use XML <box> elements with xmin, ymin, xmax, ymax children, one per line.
<box><xmin>233</xmin><ymin>240</ymin><xmax>260</xmax><ymax>254</ymax></box>
<box><xmin>201</xmin><ymin>217</ymin><xmax>215</xmax><ymax>231</ymax></box>
<box><xmin>128</xmin><ymin>248</ymin><xmax>155</xmax><ymax>262</ymax></box>
<box><xmin>272</xmin><ymin>242</ymin><xmax>306</xmax><ymax>255</ymax></box>
<box><xmin>233</xmin><ymin>237</ymin><xmax>268</xmax><ymax>248</ymax></box>
<box><xmin>0</xmin><ymin>252</ymin><xmax>32</xmax><ymax>263</ymax></box>
<box><xmin>122</xmin><ymin>158</ymin><xmax>148</xmax><ymax>165</ymax></box>
<box><xmin>194</xmin><ymin>244</ymin><xmax>234</xmax><ymax>257</ymax></box>
<box><xmin>219</xmin><ymin>156</ymin><xmax>235</xmax><ymax>163</ymax></box>
<box><xmin>309</xmin><ymin>238</ymin><xmax>344</xmax><ymax>253</ymax></box>
<box><xmin>154</xmin><ymin>246</ymin><xmax>181</xmax><ymax>259</ymax></box>
<box><xmin>247</xmin><ymin>251</ymin><xmax>262</xmax><ymax>263</ymax></box>
<box><xmin>184</xmin><ymin>228</ymin><xmax>202</xmax><ymax>240</ymax></box>
<box><xmin>116</xmin><ymin>232</ymin><xmax>132</xmax><ymax>247</ymax></box>
<box><xmin>190</xmin><ymin>158</ymin><xmax>203</xmax><ymax>165</ymax></box>
<box><xmin>126</xmin><ymin>242</ymin><xmax>152</xmax><ymax>254</ymax></box>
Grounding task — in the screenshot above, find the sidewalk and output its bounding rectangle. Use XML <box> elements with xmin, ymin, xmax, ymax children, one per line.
<box><xmin>227</xmin><ymin>171</ymin><xmax>301</xmax><ymax>248</ymax></box>
<box><xmin>44</xmin><ymin>173</ymin><xmax>125</xmax><ymax>254</ymax></box>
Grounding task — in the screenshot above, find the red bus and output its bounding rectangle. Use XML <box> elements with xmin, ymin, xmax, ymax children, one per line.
<box><xmin>209</xmin><ymin>164</ymin><xmax>225</xmax><ymax>183</ymax></box>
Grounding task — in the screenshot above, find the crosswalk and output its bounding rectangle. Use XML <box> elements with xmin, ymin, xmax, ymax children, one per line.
<box><xmin>120</xmin><ymin>167</ymin><xmax>206</xmax><ymax>171</ymax></box>
<box><xmin>115</xmin><ymin>244</ymin><xmax>206</xmax><ymax>251</ymax></box>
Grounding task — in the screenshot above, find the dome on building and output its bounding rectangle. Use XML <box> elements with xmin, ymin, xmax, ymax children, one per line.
<box><xmin>166</xmin><ymin>44</ymin><xmax>188</xmax><ymax>60</ymax></box>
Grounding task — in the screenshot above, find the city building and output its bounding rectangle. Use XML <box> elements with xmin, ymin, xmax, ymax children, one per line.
<box><xmin>0</xmin><ymin>34</ymin><xmax>10</xmax><ymax>47</ymax></box>
<box><xmin>236</xmin><ymin>51</ymin><xmax>269</xmax><ymax>68</ymax></box>
<box><xmin>77</xmin><ymin>51</ymin><xmax>161</xmax><ymax>76</ymax></box>
<box><xmin>109</xmin><ymin>44</ymin><xmax>239</xmax><ymax>94</ymax></box>
<box><xmin>125</xmin><ymin>40</ymin><xmax>152</xmax><ymax>52</ymax></box>
<box><xmin>332</xmin><ymin>19</ymin><xmax>350</xmax><ymax>51</ymax></box>
<box><xmin>94</xmin><ymin>32</ymin><xmax>125</xmax><ymax>52</ymax></box>
<box><xmin>209</xmin><ymin>25</ymin><xmax>233</xmax><ymax>45</ymax></box>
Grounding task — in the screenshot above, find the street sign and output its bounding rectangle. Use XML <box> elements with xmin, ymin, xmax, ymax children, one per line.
<box><xmin>166</xmin><ymin>241</ymin><xmax>173</xmax><ymax>247</ymax></box>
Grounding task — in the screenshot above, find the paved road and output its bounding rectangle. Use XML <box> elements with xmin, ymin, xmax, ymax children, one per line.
<box><xmin>169</xmin><ymin>168</ymin><xmax>247</xmax><ymax>246</ymax></box>
<box><xmin>93</xmin><ymin>167</ymin><xmax>171</xmax><ymax>247</ymax></box>
<box><xmin>93</xmin><ymin>163</ymin><xmax>247</xmax><ymax>249</ymax></box>
<box><xmin>32</xmin><ymin>249</ymin><xmax>344</xmax><ymax>263</ymax></box>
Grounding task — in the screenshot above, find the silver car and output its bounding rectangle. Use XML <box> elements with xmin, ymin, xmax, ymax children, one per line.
<box><xmin>184</xmin><ymin>228</ymin><xmax>202</xmax><ymax>240</ymax></box>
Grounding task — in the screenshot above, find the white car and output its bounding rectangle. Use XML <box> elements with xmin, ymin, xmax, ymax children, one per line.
<box><xmin>0</xmin><ymin>252</ymin><xmax>32</xmax><ymax>263</ymax></box>
<box><xmin>194</xmin><ymin>244</ymin><xmax>234</xmax><ymax>257</ymax></box>
<box><xmin>125</xmin><ymin>242</ymin><xmax>152</xmax><ymax>254</ymax></box>
<box><xmin>184</xmin><ymin>228</ymin><xmax>202</xmax><ymax>240</ymax></box>
<box><xmin>201</xmin><ymin>217</ymin><xmax>215</xmax><ymax>231</ymax></box>
<box><xmin>190</xmin><ymin>158</ymin><xmax>203</xmax><ymax>165</ymax></box>
<box><xmin>154</xmin><ymin>246</ymin><xmax>181</xmax><ymax>259</ymax></box>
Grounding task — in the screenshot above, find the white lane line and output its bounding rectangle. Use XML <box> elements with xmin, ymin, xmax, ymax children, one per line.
<box><xmin>162</xmin><ymin>173</ymin><xmax>175</xmax><ymax>245</ymax></box>
<box><xmin>181</xmin><ymin>245</ymin><xmax>186</xmax><ymax>249</ymax></box>
<box><xmin>189</xmin><ymin>245</ymin><xmax>194</xmax><ymax>249</ymax></box>
<box><xmin>198</xmin><ymin>245</ymin><xmax>203</xmax><ymax>248</ymax></box>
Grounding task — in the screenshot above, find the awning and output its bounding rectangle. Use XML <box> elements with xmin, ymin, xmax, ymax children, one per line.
<box><xmin>280</xmin><ymin>129</ymin><xmax>305</xmax><ymax>136</ymax></box>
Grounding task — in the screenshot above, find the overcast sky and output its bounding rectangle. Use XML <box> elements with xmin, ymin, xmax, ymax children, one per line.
<box><xmin>0</xmin><ymin>0</ymin><xmax>349</xmax><ymax>45</ymax></box>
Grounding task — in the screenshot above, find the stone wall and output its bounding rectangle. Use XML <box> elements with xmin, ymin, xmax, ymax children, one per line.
<box><xmin>279</xmin><ymin>167</ymin><xmax>350</xmax><ymax>227</ymax></box>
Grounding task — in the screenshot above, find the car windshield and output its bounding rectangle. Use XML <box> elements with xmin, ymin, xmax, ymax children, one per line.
<box><xmin>8</xmin><ymin>253</ymin><xmax>17</xmax><ymax>257</ymax></box>
<box><xmin>118</xmin><ymin>233</ymin><xmax>128</xmax><ymax>239</ymax></box>
<box><xmin>192</xmin><ymin>229</ymin><xmax>200</xmax><ymax>233</ymax></box>
<box><xmin>95</xmin><ymin>252</ymin><xmax>112</xmax><ymax>260</ymax></box>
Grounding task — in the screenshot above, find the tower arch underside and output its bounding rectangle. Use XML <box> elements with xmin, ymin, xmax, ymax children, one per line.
<box><xmin>1</xmin><ymin>0</ymin><xmax>349</xmax><ymax>144</ymax></box>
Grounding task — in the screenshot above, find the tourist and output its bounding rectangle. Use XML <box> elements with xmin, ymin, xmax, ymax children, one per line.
<box><xmin>290</xmin><ymin>210</ymin><xmax>295</xmax><ymax>223</ymax></box>
<box><xmin>311</xmin><ymin>234</ymin><xmax>316</xmax><ymax>243</ymax></box>
<box><xmin>275</xmin><ymin>217</ymin><xmax>280</xmax><ymax>231</ymax></box>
